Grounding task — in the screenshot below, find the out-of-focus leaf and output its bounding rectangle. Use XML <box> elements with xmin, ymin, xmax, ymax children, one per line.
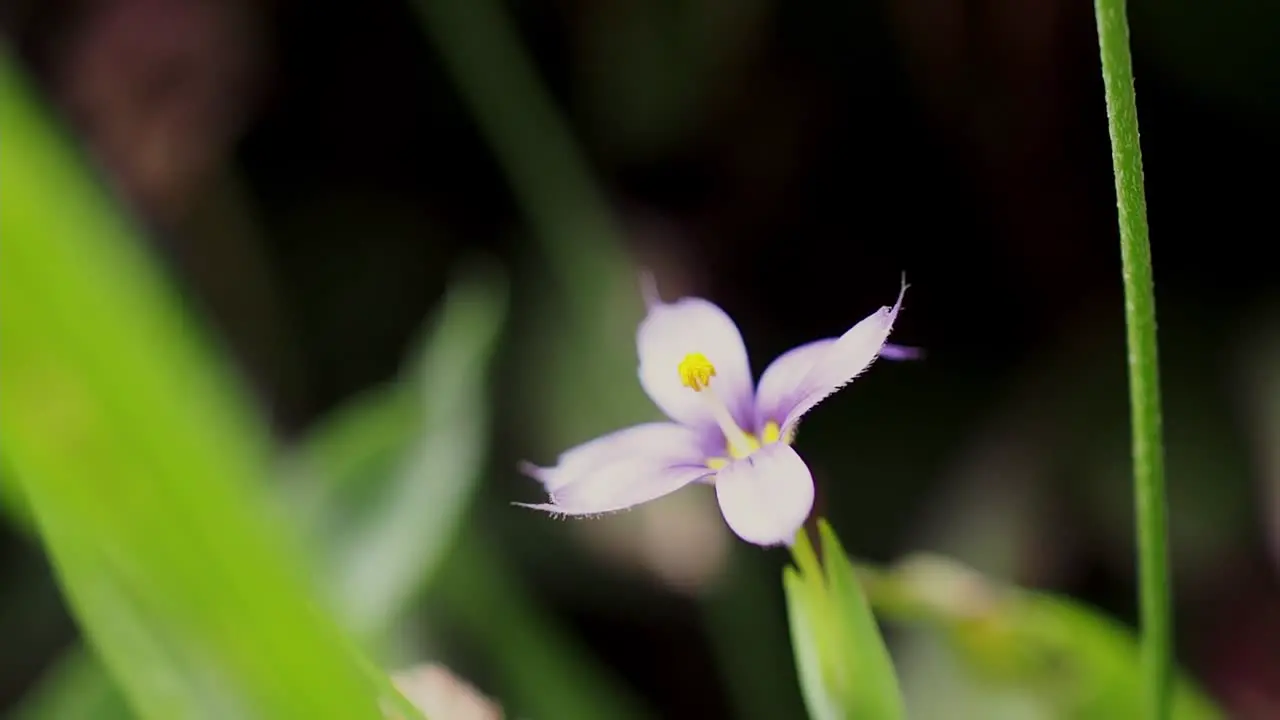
<box><xmin>292</xmin><ymin>266</ymin><xmax>507</xmax><ymax>642</ymax></box>
<box><xmin>574</xmin><ymin>0</ymin><xmax>771</xmax><ymax>159</ymax></box>
<box><xmin>0</xmin><ymin>52</ymin><xmax>393</xmax><ymax>719</ymax></box>
<box><xmin>784</xmin><ymin>519</ymin><xmax>906</xmax><ymax>720</ymax></box>
<box><xmin>412</xmin><ymin>0</ymin><xmax>655</xmax><ymax>457</ymax></box>
<box><xmin>0</xmin><ymin>466</ymin><xmax>32</xmax><ymax>530</ymax></box>
<box><xmin>818</xmin><ymin>523</ymin><xmax>906</xmax><ymax>718</ymax></box>
<box><xmin>860</xmin><ymin>554</ymin><xmax>1226</xmax><ymax>719</ymax></box>
<box><xmin>704</xmin><ymin>549</ymin><xmax>809</xmax><ymax>720</ymax></box>
<box><xmin>437</xmin><ymin>528</ymin><xmax>653</xmax><ymax>720</ymax></box>
<box><xmin>9</xmin><ymin>642</ymin><xmax>133</xmax><ymax>720</ymax></box>
<box><xmin>785</xmin><ymin>566</ymin><xmax>842</xmax><ymax>720</ymax></box>
<box><xmin>277</xmin><ymin>261</ymin><xmax>648</xmax><ymax>719</ymax></box>
<box><xmin>8</xmin><ymin>266</ymin><xmax>504</xmax><ymax>720</ymax></box>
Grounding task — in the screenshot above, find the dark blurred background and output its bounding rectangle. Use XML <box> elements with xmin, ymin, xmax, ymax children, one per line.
<box><xmin>2</xmin><ymin>0</ymin><xmax>1279</xmax><ymax>717</ymax></box>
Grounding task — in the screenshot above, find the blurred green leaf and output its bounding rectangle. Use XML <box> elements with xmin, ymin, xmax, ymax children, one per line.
<box><xmin>0</xmin><ymin>467</ymin><xmax>32</xmax><ymax>530</ymax></box>
<box><xmin>784</xmin><ymin>519</ymin><xmax>906</xmax><ymax>720</ymax></box>
<box><xmin>291</xmin><ymin>265</ymin><xmax>507</xmax><ymax>643</ymax></box>
<box><xmin>279</xmin><ymin>261</ymin><xmax>651</xmax><ymax>719</ymax></box>
<box><xmin>9</xmin><ymin>641</ymin><xmax>133</xmax><ymax>720</ymax></box>
<box><xmin>704</xmin><ymin>549</ymin><xmax>809</xmax><ymax>720</ymax></box>
<box><xmin>0</xmin><ymin>53</ymin><xmax>395</xmax><ymax>719</ymax></box>
<box><xmin>5</xmin><ymin>264</ymin><xmax>508</xmax><ymax>720</ymax></box>
<box><xmin>860</xmin><ymin>554</ymin><xmax>1226</xmax><ymax>720</ymax></box>
<box><xmin>11</xmin><ymin>266</ymin><xmax>504</xmax><ymax>720</ymax></box>
<box><xmin>785</xmin><ymin>567</ymin><xmax>842</xmax><ymax>720</ymax></box>
<box><xmin>574</xmin><ymin>0</ymin><xmax>771</xmax><ymax>159</ymax></box>
<box><xmin>412</xmin><ymin>0</ymin><xmax>655</xmax><ymax>457</ymax></box>
<box><xmin>283</xmin><ymin>298</ymin><xmax>653</xmax><ymax>720</ymax></box>
<box><xmin>437</xmin><ymin>528</ymin><xmax>653</xmax><ymax>720</ymax></box>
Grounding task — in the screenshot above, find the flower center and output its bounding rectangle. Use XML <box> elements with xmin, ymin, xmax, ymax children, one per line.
<box><xmin>677</xmin><ymin>352</ymin><xmax>782</xmax><ymax>468</ymax></box>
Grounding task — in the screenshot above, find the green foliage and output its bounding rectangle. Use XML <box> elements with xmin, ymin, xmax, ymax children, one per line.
<box><xmin>861</xmin><ymin>554</ymin><xmax>1225</xmax><ymax>720</ymax></box>
<box><xmin>290</xmin><ymin>265</ymin><xmax>507</xmax><ymax>644</ymax></box>
<box><xmin>784</xmin><ymin>519</ymin><xmax>906</xmax><ymax>720</ymax></box>
<box><xmin>0</xmin><ymin>52</ymin><xmax>414</xmax><ymax>720</ymax></box>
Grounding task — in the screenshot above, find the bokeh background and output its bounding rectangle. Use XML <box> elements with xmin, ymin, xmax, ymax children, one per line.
<box><xmin>3</xmin><ymin>0</ymin><xmax>1279</xmax><ymax>717</ymax></box>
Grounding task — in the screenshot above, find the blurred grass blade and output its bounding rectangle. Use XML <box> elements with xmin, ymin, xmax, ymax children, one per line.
<box><xmin>703</xmin><ymin>551</ymin><xmax>808</xmax><ymax>720</ymax></box>
<box><xmin>10</xmin><ymin>267</ymin><xmax>508</xmax><ymax>719</ymax></box>
<box><xmin>9</xmin><ymin>644</ymin><xmax>133</xmax><ymax>720</ymax></box>
<box><xmin>412</xmin><ymin>0</ymin><xmax>654</xmax><ymax>452</ymax></box>
<box><xmin>438</xmin><ymin>528</ymin><xmax>653</xmax><ymax>720</ymax></box>
<box><xmin>410</xmin><ymin>0</ymin><xmax>624</xmax><ymax>304</ymax></box>
<box><xmin>817</xmin><ymin>522</ymin><xmax>906</xmax><ymax>719</ymax></box>
<box><xmin>784</xmin><ymin>520</ymin><xmax>906</xmax><ymax>720</ymax></box>
<box><xmin>0</xmin><ymin>53</ymin><xmax>392</xmax><ymax>719</ymax></box>
<box><xmin>287</xmin><ymin>290</ymin><xmax>653</xmax><ymax>720</ymax></box>
<box><xmin>785</xmin><ymin>566</ymin><xmax>841</xmax><ymax>720</ymax></box>
<box><xmin>860</xmin><ymin>554</ymin><xmax>1225</xmax><ymax>719</ymax></box>
<box><xmin>292</xmin><ymin>266</ymin><xmax>507</xmax><ymax>642</ymax></box>
<box><xmin>0</xmin><ymin>462</ymin><xmax>33</xmax><ymax>529</ymax></box>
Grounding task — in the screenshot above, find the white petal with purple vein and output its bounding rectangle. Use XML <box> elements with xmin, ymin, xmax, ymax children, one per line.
<box><xmin>714</xmin><ymin>443</ymin><xmax>815</xmax><ymax>546</ymax></box>
<box><xmin>781</xmin><ymin>283</ymin><xmax>905</xmax><ymax>432</ymax></box>
<box><xmin>522</xmin><ymin>422</ymin><xmax>702</xmax><ymax>492</ymax></box>
<box><xmin>637</xmin><ymin>298</ymin><xmax>754</xmax><ymax>431</ymax></box>
<box><xmin>753</xmin><ymin>338</ymin><xmax>834</xmax><ymax>431</ymax></box>
<box><xmin>522</xmin><ymin>459</ymin><xmax>712</xmax><ymax>516</ymax></box>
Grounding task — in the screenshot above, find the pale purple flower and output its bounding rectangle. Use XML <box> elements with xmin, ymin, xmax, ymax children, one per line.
<box><xmin>519</xmin><ymin>277</ymin><xmax>911</xmax><ymax>546</ymax></box>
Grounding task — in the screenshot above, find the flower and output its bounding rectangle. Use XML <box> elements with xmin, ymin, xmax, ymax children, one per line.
<box><xmin>519</xmin><ymin>276</ymin><xmax>910</xmax><ymax>546</ymax></box>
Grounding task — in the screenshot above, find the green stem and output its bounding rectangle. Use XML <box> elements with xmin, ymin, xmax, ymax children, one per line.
<box><xmin>1093</xmin><ymin>3</ymin><xmax>1172</xmax><ymax>719</ymax></box>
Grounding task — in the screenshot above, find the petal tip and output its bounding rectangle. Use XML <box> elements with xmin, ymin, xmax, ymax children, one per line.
<box><xmin>890</xmin><ymin>275</ymin><xmax>907</xmax><ymax>311</ymax></box>
<box><xmin>517</xmin><ymin>460</ymin><xmax>547</xmax><ymax>481</ymax></box>
<box><xmin>512</xmin><ymin>501</ymin><xmax>564</xmax><ymax>516</ymax></box>
<box><xmin>639</xmin><ymin>269</ymin><xmax>663</xmax><ymax>309</ymax></box>
<box><xmin>880</xmin><ymin>343</ymin><xmax>924</xmax><ymax>361</ymax></box>
<box><xmin>514</xmin><ymin>500</ymin><xmax>633</xmax><ymax>521</ymax></box>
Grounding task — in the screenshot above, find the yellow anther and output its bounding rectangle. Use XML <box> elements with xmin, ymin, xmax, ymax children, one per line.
<box><xmin>760</xmin><ymin>421</ymin><xmax>782</xmax><ymax>446</ymax></box>
<box><xmin>706</xmin><ymin>422</ymin><xmax>791</xmax><ymax>469</ymax></box>
<box><xmin>678</xmin><ymin>353</ymin><xmax>717</xmax><ymax>392</ymax></box>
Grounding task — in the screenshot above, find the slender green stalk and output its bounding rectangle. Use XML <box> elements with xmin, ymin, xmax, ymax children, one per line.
<box><xmin>1093</xmin><ymin>3</ymin><xmax>1171</xmax><ymax>719</ymax></box>
<box><xmin>410</xmin><ymin>0</ymin><xmax>627</xmax><ymax>319</ymax></box>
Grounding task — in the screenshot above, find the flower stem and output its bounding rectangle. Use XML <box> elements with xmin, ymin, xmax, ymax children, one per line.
<box><xmin>1093</xmin><ymin>3</ymin><xmax>1172</xmax><ymax>719</ymax></box>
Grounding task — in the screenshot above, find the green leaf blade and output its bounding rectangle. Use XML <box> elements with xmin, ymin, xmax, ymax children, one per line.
<box><xmin>0</xmin><ymin>52</ymin><xmax>384</xmax><ymax>720</ymax></box>
<box><xmin>783</xmin><ymin>521</ymin><xmax>905</xmax><ymax>720</ymax></box>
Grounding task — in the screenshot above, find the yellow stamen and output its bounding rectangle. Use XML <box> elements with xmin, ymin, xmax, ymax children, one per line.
<box><xmin>702</xmin><ymin>423</ymin><xmax>793</xmax><ymax>469</ymax></box>
<box><xmin>760</xmin><ymin>421</ymin><xmax>782</xmax><ymax>445</ymax></box>
<box><xmin>678</xmin><ymin>352</ymin><xmax>716</xmax><ymax>392</ymax></box>
<box><xmin>677</xmin><ymin>352</ymin><xmax>756</xmax><ymax>457</ymax></box>
<box><xmin>677</xmin><ymin>356</ymin><xmax>799</xmax><ymax>469</ymax></box>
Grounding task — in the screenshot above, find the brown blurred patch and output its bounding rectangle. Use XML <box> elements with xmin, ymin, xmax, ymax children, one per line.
<box><xmin>49</xmin><ymin>0</ymin><xmax>264</xmax><ymax>228</ymax></box>
<box><xmin>1196</xmin><ymin>567</ymin><xmax>1280</xmax><ymax>720</ymax></box>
